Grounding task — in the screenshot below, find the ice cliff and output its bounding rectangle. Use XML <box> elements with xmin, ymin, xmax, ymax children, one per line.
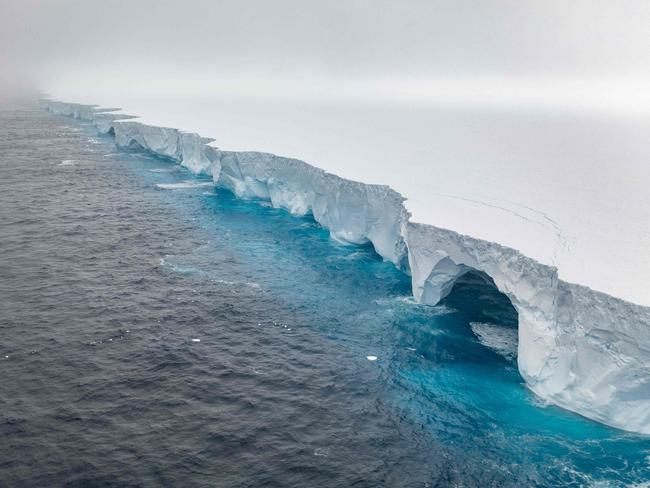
<box><xmin>40</xmin><ymin>98</ymin><xmax>650</xmax><ymax>435</ymax></box>
<box><xmin>41</xmin><ymin>100</ymin><xmax>219</xmax><ymax>175</ymax></box>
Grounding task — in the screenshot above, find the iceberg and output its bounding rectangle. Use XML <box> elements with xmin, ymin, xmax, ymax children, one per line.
<box><xmin>39</xmin><ymin>98</ymin><xmax>650</xmax><ymax>435</ymax></box>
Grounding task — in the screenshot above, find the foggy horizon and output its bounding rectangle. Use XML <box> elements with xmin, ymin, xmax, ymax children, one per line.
<box><xmin>2</xmin><ymin>0</ymin><xmax>650</xmax><ymax>114</ymax></box>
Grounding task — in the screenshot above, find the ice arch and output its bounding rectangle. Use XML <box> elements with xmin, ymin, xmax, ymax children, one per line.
<box><xmin>406</xmin><ymin>222</ymin><xmax>650</xmax><ymax>433</ymax></box>
<box><xmin>406</xmin><ymin>221</ymin><xmax>558</xmax><ymax>388</ymax></box>
<box><xmin>443</xmin><ymin>270</ymin><xmax>520</xmax><ymax>361</ymax></box>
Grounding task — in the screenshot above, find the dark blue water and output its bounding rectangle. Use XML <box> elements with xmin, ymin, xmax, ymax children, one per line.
<box><xmin>1</xmin><ymin>103</ymin><xmax>649</xmax><ymax>487</ymax></box>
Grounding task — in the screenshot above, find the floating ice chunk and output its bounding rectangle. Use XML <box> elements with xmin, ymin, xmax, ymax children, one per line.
<box><xmin>191</xmin><ymin>338</ymin><xmax>201</xmax><ymax>343</ymax></box>
<box><xmin>58</xmin><ymin>159</ymin><xmax>76</xmax><ymax>166</ymax></box>
<box><xmin>367</xmin><ymin>355</ymin><xmax>378</xmax><ymax>361</ymax></box>
<box><xmin>470</xmin><ymin>322</ymin><xmax>518</xmax><ymax>361</ymax></box>
<box><xmin>155</xmin><ymin>181</ymin><xmax>213</xmax><ymax>190</ymax></box>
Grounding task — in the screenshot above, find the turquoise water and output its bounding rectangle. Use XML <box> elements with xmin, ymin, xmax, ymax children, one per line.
<box><xmin>1</xmin><ymin>104</ymin><xmax>649</xmax><ymax>486</ymax></box>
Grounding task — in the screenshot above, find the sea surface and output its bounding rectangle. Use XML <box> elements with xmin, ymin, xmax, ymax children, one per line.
<box><xmin>0</xmin><ymin>102</ymin><xmax>649</xmax><ymax>487</ymax></box>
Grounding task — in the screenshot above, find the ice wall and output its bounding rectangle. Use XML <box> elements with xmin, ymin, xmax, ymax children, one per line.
<box><xmin>217</xmin><ymin>151</ymin><xmax>408</xmax><ymax>267</ymax></box>
<box><xmin>40</xmin><ymin>99</ymin><xmax>650</xmax><ymax>435</ymax></box>
<box><xmin>41</xmin><ymin>100</ymin><xmax>219</xmax><ymax>176</ymax></box>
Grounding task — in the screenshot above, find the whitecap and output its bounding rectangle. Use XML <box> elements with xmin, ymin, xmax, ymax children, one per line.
<box><xmin>191</xmin><ymin>338</ymin><xmax>201</xmax><ymax>343</ymax></box>
<box><xmin>326</xmin><ymin>251</ymin><xmax>367</xmax><ymax>263</ymax></box>
<box><xmin>373</xmin><ymin>296</ymin><xmax>454</xmax><ymax>315</ymax></box>
<box><xmin>57</xmin><ymin>159</ymin><xmax>76</xmax><ymax>166</ymax></box>
<box><xmin>212</xmin><ymin>279</ymin><xmax>260</xmax><ymax>289</ymax></box>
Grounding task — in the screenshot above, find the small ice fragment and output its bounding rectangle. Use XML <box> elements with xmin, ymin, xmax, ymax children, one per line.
<box><xmin>156</xmin><ymin>181</ymin><xmax>213</xmax><ymax>190</ymax></box>
<box><xmin>191</xmin><ymin>338</ymin><xmax>201</xmax><ymax>343</ymax></box>
<box><xmin>366</xmin><ymin>355</ymin><xmax>378</xmax><ymax>361</ymax></box>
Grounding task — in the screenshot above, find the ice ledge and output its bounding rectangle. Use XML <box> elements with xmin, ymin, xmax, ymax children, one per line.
<box><xmin>40</xmin><ymin>98</ymin><xmax>650</xmax><ymax>435</ymax></box>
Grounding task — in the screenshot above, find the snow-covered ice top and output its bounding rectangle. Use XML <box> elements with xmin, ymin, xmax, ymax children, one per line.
<box><xmin>40</xmin><ymin>97</ymin><xmax>650</xmax><ymax>436</ymax></box>
<box><xmin>46</xmin><ymin>95</ymin><xmax>650</xmax><ymax>307</ymax></box>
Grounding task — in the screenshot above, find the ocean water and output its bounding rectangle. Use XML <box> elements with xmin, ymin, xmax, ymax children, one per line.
<box><xmin>0</xmin><ymin>103</ymin><xmax>649</xmax><ymax>487</ymax></box>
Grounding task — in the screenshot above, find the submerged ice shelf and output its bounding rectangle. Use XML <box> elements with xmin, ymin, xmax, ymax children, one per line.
<box><xmin>40</xmin><ymin>99</ymin><xmax>650</xmax><ymax>435</ymax></box>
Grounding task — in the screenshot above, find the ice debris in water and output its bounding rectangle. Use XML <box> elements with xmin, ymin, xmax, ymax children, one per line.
<box><xmin>155</xmin><ymin>181</ymin><xmax>214</xmax><ymax>190</ymax></box>
<box><xmin>470</xmin><ymin>322</ymin><xmax>518</xmax><ymax>361</ymax></box>
<box><xmin>367</xmin><ymin>356</ymin><xmax>378</xmax><ymax>361</ymax></box>
<box><xmin>191</xmin><ymin>338</ymin><xmax>201</xmax><ymax>343</ymax></box>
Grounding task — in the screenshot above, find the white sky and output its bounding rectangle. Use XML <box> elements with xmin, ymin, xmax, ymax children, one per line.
<box><xmin>2</xmin><ymin>0</ymin><xmax>650</xmax><ymax>113</ymax></box>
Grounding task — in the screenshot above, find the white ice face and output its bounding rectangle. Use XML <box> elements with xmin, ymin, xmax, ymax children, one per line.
<box><xmin>216</xmin><ymin>150</ymin><xmax>408</xmax><ymax>267</ymax></box>
<box><xmin>40</xmin><ymin>98</ymin><xmax>650</xmax><ymax>436</ymax></box>
<box><xmin>111</xmin><ymin>121</ymin><xmax>220</xmax><ymax>176</ymax></box>
<box><xmin>40</xmin><ymin>100</ymin><xmax>220</xmax><ymax>176</ymax></box>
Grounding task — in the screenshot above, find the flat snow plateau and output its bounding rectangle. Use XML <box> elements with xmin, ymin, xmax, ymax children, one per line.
<box><xmin>51</xmin><ymin>94</ymin><xmax>650</xmax><ymax>307</ymax></box>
